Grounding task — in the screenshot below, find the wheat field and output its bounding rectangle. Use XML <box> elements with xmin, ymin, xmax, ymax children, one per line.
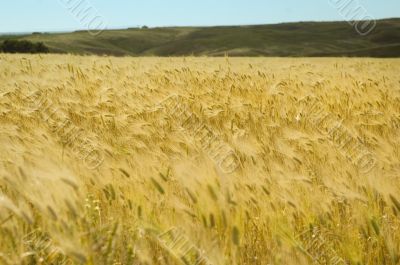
<box><xmin>0</xmin><ymin>54</ymin><xmax>400</xmax><ymax>265</ymax></box>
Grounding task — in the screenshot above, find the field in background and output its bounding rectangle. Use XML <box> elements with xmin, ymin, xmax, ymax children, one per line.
<box><xmin>0</xmin><ymin>55</ymin><xmax>400</xmax><ymax>264</ymax></box>
<box><xmin>1</xmin><ymin>18</ymin><xmax>400</xmax><ymax>57</ymax></box>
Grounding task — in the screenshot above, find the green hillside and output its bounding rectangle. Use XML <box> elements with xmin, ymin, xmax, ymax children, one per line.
<box><xmin>1</xmin><ymin>18</ymin><xmax>399</xmax><ymax>57</ymax></box>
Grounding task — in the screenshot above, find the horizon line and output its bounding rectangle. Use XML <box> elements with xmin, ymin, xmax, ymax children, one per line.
<box><xmin>0</xmin><ymin>16</ymin><xmax>398</xmax><ymax>35</ymax></box>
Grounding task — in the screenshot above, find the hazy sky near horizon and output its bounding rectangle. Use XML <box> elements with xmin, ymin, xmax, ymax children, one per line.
<box><xmin>1</xmin><ymin>0</ymin><xmax>399</xmax><ymax>33</ymax></box>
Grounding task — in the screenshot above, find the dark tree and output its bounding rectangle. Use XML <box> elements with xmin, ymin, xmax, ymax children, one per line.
<box><xmin>1</xmin><ymin>40</ymin><xmax>50</xmax><ymax>53</ymax></box>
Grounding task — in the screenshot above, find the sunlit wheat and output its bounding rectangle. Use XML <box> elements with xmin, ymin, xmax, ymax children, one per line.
<box><xmin>0</xmin><ymin>54</ymin><xmax>399</xmax><ymax>265</ymax></box>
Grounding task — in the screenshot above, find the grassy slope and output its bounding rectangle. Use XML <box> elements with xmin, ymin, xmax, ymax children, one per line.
<box><xmin>1</xmin><ymin>18</ymin><xmax>399</xmax><ymax>57</ymax></box>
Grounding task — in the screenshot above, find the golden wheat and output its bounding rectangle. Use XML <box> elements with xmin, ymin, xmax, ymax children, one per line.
<box><xmin>0</xmin><ymin>54</ymin><xmax>399</xmax><ymax>265</ymax></box>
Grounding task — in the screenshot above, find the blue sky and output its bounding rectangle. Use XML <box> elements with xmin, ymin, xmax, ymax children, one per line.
<box><xmin>1</xmin><ymin>0</ymin><xmax>399</xmax><ymax>33</ymax></box>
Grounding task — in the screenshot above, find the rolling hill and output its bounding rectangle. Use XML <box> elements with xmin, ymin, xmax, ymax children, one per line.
<box><xmin>1</xmin><ymin>18</ymin><xmax>399</xmax><ymax>57</ymax></box>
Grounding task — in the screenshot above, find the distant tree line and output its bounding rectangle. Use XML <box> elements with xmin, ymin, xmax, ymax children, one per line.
<box><xmin>0</xmin><ymin>40</ymin><xmax>50</xmax><ymax>53</ymax></box>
